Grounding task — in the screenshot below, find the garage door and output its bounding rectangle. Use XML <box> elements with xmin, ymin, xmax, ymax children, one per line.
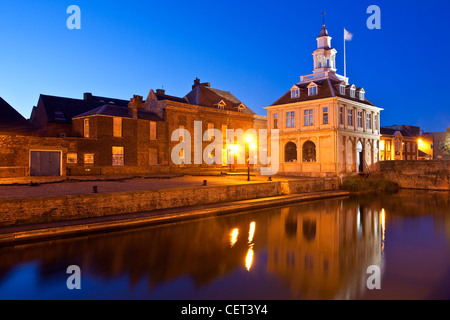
<box><xmin>30</xmin><ymin>151</ymin><xmax>61</xmax><ymax>176</ymax></box>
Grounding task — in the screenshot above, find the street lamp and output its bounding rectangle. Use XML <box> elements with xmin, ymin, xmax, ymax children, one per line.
<box><xmin>245</xmin><ymin>135</ymin><xmax>256</xmax><ymax>181</ymax></box>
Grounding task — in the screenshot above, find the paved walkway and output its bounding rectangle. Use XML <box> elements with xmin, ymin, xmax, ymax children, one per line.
<box><xmin>0</xmin><ymin>173</ymin><xmax>318</xmax><ymax>201</ymax></box>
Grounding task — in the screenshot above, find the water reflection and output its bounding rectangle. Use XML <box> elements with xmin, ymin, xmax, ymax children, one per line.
<box><xmin>0</xmin><ymin>190</ymin><xmax>449</xmax><ymax>299</ymax></box>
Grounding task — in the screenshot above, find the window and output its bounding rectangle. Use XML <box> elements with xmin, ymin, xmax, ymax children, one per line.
<box><xmin>302</xmin><ymin>141</ymin><xmax>316</xmax><ymax>162</ymax></box>
<box><xmin>347</xmin><ymin>109</ymin><xmax>353</xmax><ymax>126</ymax></box>
<box><xmin>84</xmin><ymin>118</ymin><xmax>90</xmax><ymax>138</ymax></box>
<box><xmin>67</xmin><ymin>153</ymin><xmax>77</xmax><ymax>164</ymax></box>
<box><xmin>150</xmin><ymin>121</ymin><xmax>157</xmax><ymax>140</ymax></box>
<box><xmin>359</xmin><ymin>91</ymin><xmax>365</xmax><ymax>100</ymax></box>
<box><xmin>323</xmin><ymin>107</ymin><xmax>328</xmax><ymax>124</ymax></box>
<box><xmin>113</xmin><ymin>117</ymin><xmax>122</xmax><ymax>137</ymax></box>
<box><xmin>387</xmin><ymin>141</ymin><xmax>391</xmax><ymax>152</ymax></box>
<box><xmin>285</xmin><ymin>142</ymin><xmax>297</xmax><ymax>163</ymax></box>
<box><xmin>308</xmin><ymin>86</ymin><xmax>318</xmax><ymax>96</ymax></box>
<box><xmin>291</xmin><ymin>89</ymin><xmax>299</xmax><ymax>99</ymax></box>
<box><xmin>340</xmin><ymin>85</ymin><xmax>346</xmax><ymax>95</ymax></box>
<box><xmin>339</xmin><ymin>107</ymin><xmax>344</xmax><ymax>125</ymax></box>
<box><xmin>304</xmin><ymin>109</ymin><xmax>313</xmax><ymax>126</ymax></box>
<box><xmin>350</xmin><ymin>86</ymin><xmax>356</xmax><ymax>98</ymax></box>
<box><xmin>366</xmin><ymin>114</ymin><xmax>372</xmax><ymax>129</ymax></box>
<box><xmin>84</xmin><ymin>153</ymin><xmax>94</xmax><ymax>166</ymax></box>
<box><xmin>286</xmin><ymin>112</ymin><xmax>295</xmax><ymax>128</ymax></box>
<box><xmin>374</xmin><ymin>114</ymin><xmax>378</xmax><ymax>130</ymax></box>
<box><xmin>357</xmin><ymin>111</ymin><xmax>362</xmax><ymax>127</ymax></box>
<box><xmin>112</xmin><ymin>147</ymin><xmax>124</xmax><ymax>166</ymax></box>
<box><xmin>273</xmin><ymin>114</ymin><xmax>278</xmax><ymax>129</ymax></box>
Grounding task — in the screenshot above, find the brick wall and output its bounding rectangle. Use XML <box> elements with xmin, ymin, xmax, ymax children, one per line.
<box><xmin>379</xmin><ymin>160</ymin><xmax>450</xmax><ymax>190</ymax></box>
<box><xmin>0</xmin><ymin>177</ymin><xmax>338</xmax><ymax>226</ymax></box>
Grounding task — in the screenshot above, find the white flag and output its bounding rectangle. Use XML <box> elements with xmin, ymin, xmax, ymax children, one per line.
<box><xmin>344</xmin><ymin>28</ymin><xmax>353</xmax><ymax>41</ymax></box>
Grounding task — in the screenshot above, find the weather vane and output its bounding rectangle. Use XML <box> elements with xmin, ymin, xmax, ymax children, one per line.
<box><xmin>322</xmin><ymin>12</ymin><xmax>326</xmax><ymax>27</ymax></box>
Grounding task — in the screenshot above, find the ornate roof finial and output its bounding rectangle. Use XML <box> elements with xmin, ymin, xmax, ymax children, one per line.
<box><xmin>322</xmin><ymin>12</ymin><xmax>326</xmax><ymax>27</ymax></box>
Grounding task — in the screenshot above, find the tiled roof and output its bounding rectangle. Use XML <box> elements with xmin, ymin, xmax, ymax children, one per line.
<box><xmin>38</xmin><ymin>95</ymin><xmax>109</xmax><ymax>123</ymax></box>
<box><xmin>0</xmin><ymin>97</ymin><xmax>35</xmax><ymax>133</ymax></box>
<box><xmin>185</xmin><ymin>84</ymin><xmax>256</xmax><ymax>115</ymax></box>
<box><xmin>73</xmin><ymin>104</ymin><xmax>164</xmax><ymax>121</ymax></box>
<box><xmin>271</xmin><ymin>78</ymin><xmax>375</xmax><ymax>107</ymax></box>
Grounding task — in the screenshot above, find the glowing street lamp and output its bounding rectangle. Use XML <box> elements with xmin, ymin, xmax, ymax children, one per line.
<box><xmin>245</xmin><ymin>135</ymin><xmax>256</xmax><ymax>181</ymax></box>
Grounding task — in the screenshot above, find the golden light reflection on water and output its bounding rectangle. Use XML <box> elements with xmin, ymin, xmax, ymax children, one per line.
<box><xmin>230</xmin><ymin>228</ymin><xmax>239</xmax><ymax>247</ymax></box>
<box><xmin>381</xmin><ymin>208</ymin><xmax>386</xmax><ymax>255</ymax></box>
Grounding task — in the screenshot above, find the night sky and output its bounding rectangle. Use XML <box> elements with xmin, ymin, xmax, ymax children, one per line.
<box><xmin>0</xmin><ymin>0</ymin><xmax>448</xmax><ymax>132</ymax></box>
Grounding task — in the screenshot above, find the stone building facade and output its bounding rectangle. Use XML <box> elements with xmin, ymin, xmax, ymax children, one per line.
<box><xmin>265</xmin><ymin>24</ymin><xmax>382</xmax><ymax>177</ymax></box>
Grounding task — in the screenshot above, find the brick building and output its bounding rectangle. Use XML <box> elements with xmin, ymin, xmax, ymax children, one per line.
<box><xmin>0</xmin><ymin>79</ymin><xmax>267</xmax><ymax>178</ymax></box>
<box><xmin>380</xmin><ymin>125</ymin><xmax>419</xmax><ymax>160</ymax></box>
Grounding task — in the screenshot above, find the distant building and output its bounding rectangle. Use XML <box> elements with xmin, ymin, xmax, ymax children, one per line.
<box><xmin>380</xmin><ymin>125</ymin><xmax>420</xmax><ymax>160</ymax></box>
<box><xmin>265</xmin><ymin>23</ymin><xmax>382</xmax><ymax>176</ymax></box>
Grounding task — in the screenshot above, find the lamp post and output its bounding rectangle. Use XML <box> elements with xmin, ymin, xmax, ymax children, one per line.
<box><xmin>245</xmin><ymin>136</ymin><xmax>256</xmax><ymax>181</ymax></box>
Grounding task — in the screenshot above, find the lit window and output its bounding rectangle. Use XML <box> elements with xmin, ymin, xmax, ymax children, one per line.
<box><xmin>304</xmin><ymin>109</ymin><xmax>313</xmax><ymax>126</ymax></box>
<box><xmin>323</xmin><ymin>107</ymin><xmax>328</xmax><ymax>124</ymax></box>
<box><xmin>303</xmin><ymin>141</ymin><xmax>316</xmax><ymax>162</ymax></box>
<box><xmin>112</xmin><ymin>147</ymin><xmax>124</xmax><ymax>166</ymax></box>
<box><xmin>67</xmin><ymin>153</ymin><xmax>77</xmax><ymax>164</ymax></box>
<box><xmin>84</xmin><ymin>153</ymin><xmax>94</xmax><ymax>165</ymax></box>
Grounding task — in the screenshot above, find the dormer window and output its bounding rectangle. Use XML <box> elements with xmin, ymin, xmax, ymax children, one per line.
<box><xmin>291</xmin><ymin>88</ymin><xmax>300</xmax><ymax>99</ymax></box>
<box><xmin>359</xmin><ymin>89</ymin><xmax>365</xmax><ymax>101</ymax></box>
<box><xmin>307</xmin><ymin>82</ymin><xmax>318</xmax><ymax>96</ymax></box>
<box><xmin>350</xmin><ymin>85</ymin><xmax>356</xmax><ymax>98</ymax></box>
<box><xmin>235</xmin><ymin>103</ymin><xmax>246</xmax><ymax>113</ymax></box>
<box><xmin>214</xmin><ymin>100</ymin><xmax>226</xmax><ymax>110</ymax></box>
<box><xmin>339</xmin><ymin>84</ymin><xmax>346</xmax><ymax>95</ymax></box>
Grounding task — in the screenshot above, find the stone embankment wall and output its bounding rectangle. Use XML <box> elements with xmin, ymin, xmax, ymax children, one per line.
<box><xmin>0</xmin><ymin>177</ymin><xmax>339</xmax><ymax>227</ymax></box>
<box><xmin>379</xmin><ymin>160</ymin><xmax>450</xmax><ymax>190</ymax></box>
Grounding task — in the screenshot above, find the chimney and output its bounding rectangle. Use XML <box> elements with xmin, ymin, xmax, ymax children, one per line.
<box><xmin>84</xmin><ymin>92</ymin><xmax>93</xmax><ymax>101</ymax></box>
<box><xmin>128</xmin><ymin>95</ymin><xmax>143</xmax><ymax>119</ymax></box>
<box><xmin>192</xmin><ymin>78</ymin><xmax>210</xmax><ymax>89</ymax></box>
<box><xmin>156</xmin><ymin>89</ymin><xmax>166</xmax><ymax>96</ymax></box>
<box><xmin>192</xmin><ymin>77</ymin><xmax>201</xmax><ymax>89</ymax></box>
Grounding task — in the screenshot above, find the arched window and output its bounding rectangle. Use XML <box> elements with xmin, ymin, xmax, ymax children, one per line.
<box><xmin>285</xmin><ymin>142</ymin><xmax>297</xmax><ymax>163</ymax></box>
<box><xmin>302</xmin><ymin>141</ymin><xmax>316</xmax><ymax>162</ymax></box>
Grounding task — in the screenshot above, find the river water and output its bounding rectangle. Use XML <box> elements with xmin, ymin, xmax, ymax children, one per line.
<box><xmin>0</xmin><ymin>189</ymin><xmax>449</xmax><ymax>300</ymax></box>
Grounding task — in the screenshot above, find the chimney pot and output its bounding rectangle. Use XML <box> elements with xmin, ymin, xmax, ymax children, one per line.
<box><xmin>84</xmin><ymin>92</ymin><xmax>93</xmax><ymax>101</ymax></box>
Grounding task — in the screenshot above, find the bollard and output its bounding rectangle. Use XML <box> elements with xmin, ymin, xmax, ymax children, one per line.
<box><xmin>203</xmin><ymin>180</ymin><xmax>207</xmax><ymax>186</ymax></box>
<box><xmin>93</xmin><ymin>186</ymin><xmax>98</xmax><ymax>193</ymax></box>
<box><xmin>268</xmin><ymin>177</ymin><xmax>272</xmax><ymax>181</ymax></box>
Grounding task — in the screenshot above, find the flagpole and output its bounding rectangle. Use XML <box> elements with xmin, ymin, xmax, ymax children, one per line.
<box><xmin>344</xmin><ymin>27</ymin><xmax>347</xmax><ymax>81</ymax></box>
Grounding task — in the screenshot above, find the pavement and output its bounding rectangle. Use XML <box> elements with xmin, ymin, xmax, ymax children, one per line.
<box><xmin>0</xmin><ymin>173</ymin><xmax>317</xmax><ymax>201</ymax></box>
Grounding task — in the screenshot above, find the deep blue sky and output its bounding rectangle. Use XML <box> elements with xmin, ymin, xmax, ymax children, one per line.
<box><xmin>0</xmin><ymin>0</ymin><xmax>449</xmax><ymax>132</ymax></box>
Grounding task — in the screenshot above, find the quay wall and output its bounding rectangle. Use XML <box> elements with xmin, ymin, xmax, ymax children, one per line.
<box><xmin>379</xmin><ymin>160</ymin><xmax>450</xmax><ymax>191</ymax></box>
<box><xmin>0</xmin><ymin>177</ymin><xmax>339</xmax><ymax>227</ymax></box>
